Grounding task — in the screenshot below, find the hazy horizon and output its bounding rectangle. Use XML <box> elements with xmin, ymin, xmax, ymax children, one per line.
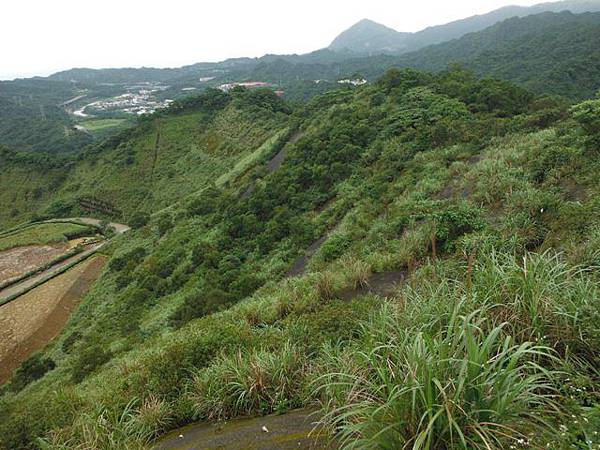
<box><xmin>1</xmin><ymin>0</ymin><xmax>543</xmax><ymax>81</ymax></box>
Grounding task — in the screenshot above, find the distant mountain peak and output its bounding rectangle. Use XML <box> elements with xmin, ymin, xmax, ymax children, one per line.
<box><xmin>353</xmin><ymin>18</ymin><xmax>391</xmax><ymax>28</ymax></box>
<box><xmin>329</xmin><ymin>19</ymin><xmax>409</xmax><ymax>53</ymax></box>
<box><xmin>328</xmin><ymin>0</ymin><xmax>600</xmax><ymax>54</ymax></box>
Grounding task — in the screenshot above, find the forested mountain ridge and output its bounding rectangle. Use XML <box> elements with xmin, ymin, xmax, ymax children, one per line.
<box><xmin>2</xmin><ymin>3</ymin><xmax>600</xmax><ymax>156</ymax></box>
<box><xmin>1</xmin><ymin>67</ymin><xmax>600</xmax><ymax>449</ymax></box>
<box><xmin>329</xmin><ymin>0</ymin><xmax>600</xmax><ymax>53</ymax></box>
<box><xmin>222</xmin><ymin>11</ymin><xmax>600</xmax><ymax>100</ymax></box>
<box><xmin>397</xmin><ymin>11</ymin><xmax>600</xmax><ymax>99</ymax></box>
<box><xmin>0</xmin><ymin>79</ymin><xmax>92</xmax><ymax>153</ymax></box>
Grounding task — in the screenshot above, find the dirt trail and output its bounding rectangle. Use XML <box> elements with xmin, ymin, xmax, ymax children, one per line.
<box><xmin>242</xmin><ymin>131</ymin><xmax>305</xmax><ymax>200</ymax></box>
<box><xmin>286</xmin><ymin>236</ymin><xmax>328</xmax><ymax>277</ymax></box>
<box><xmin>266</xmin><ymin>130</ymin><xmax>303</xmax><ymax>174</ymax></box>
<box><xmin>337</xmin><ymin>270</ymin><xmax>406</xmax><ymax>301</ymax></box>
<box><xmin>51</xmin><ymin>217</ymin><xmax>130</xmax><ymax>234</ymax></box>
<box><xmin>0</xmin><ymin>256</ymin><xmax>107</xmax><ymax>385</ymax></box>
<box><xmin>155</xmin><ymin>409</ymin><xmax>334</xmax><ymax>450</ymax></box>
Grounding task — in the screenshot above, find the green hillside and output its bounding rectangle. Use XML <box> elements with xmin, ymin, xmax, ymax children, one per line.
<box><xmin>2</xmin><ymin>9</ymin><xmax>600</xmax><ymax>158</ymax></box>
<box><xmin>0</xmin><ymin>88</ymin><xmax>291</xmax><ymax>228</ymax></box>
<box><xmin>1</xmin><ymin>68</ymin><xmax>599</xmax><ymax>449</ymax></box>
<box><xmin>398</xmin><ymin>11</ymin><xmax>600</xmax><ymax>99</ymax></box>
<box><xmin>0</xmin><ymin>79</ymin><xmax>92</xmax><ymax>153</ymax></box>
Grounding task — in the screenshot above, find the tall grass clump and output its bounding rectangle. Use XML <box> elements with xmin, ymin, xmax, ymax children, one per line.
<box><xmin>38</xmin><ymin>396</ymin><xmax>172</xmax><ymax>450</ymax></box>
<box><xmin>470</xmin><ymin>250</ymin><xmax>600</xmax><ymax>357</ymax></box>
<box><xmin>187</xmin><ymin>342</ymin><xmax>307</xmax><ymax>420</ymax></box>
<box><xmin>315</xmin><ymin>304</ymin><xmax>562</xmax><ymax>450</ymax></box>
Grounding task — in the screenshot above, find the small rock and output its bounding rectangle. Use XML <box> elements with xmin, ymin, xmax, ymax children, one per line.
<box><xmin>262</xmin><ymin>426</ymin><xmax>269</xmax><ymax>433</ymax></box>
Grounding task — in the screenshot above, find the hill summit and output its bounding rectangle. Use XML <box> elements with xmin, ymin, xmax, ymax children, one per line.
<box><xmin>329</xmin><ymin>0</ymin><xmax>600</xmax><ymax>54</ymax></box>
<box><xmin>329</xmin><ymin>19</ymin><xmax>410</xmax><ymax>53</ymax></box>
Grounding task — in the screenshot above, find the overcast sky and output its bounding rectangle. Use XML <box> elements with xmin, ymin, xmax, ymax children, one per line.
<box><xmin>1</xmin><ymin>0</ymin><xmax>543</xmax><ymax>80</ymax></box>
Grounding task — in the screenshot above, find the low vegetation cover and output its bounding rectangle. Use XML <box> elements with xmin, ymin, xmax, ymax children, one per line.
<box><xmin>0</xmin><ymin>222</ymin><xmax>94</xmax><ymax>252</ymax></box>
<box><xmin>0</xmin><ymin>68</ymin><xmax>599</xmax><ymax>450</ymax></box>
<box><xmin>78</xmin><ymin>118</ymin><xmax>131</xmax><ymax>137</ymax></box>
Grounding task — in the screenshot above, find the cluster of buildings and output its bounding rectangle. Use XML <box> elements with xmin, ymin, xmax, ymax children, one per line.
<box><xmin>337</xmin><ymin>78</ymin><xmax>368</xmax><ymax>86</ymax></box>
<box><xmin>218</xmin><ymin>81</ymin><xmax>273</xmax><ymax>92</ymax></box>
<box><xmin>312</xmin><ymin>78</ymin><xmax>369</xmax><ymax>86</ymax></box>
<box><xmin>216</xmin><ymin>81</ymin><xmax>283</xmax><ymax>96</ymax></box>
<box><xmin>76</xmin><ymin>86</ymin><xmax>173</xmax><ymax>116</ymax></box>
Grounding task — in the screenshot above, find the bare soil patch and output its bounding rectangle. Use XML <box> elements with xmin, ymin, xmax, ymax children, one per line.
<box><xmin>337</xmin><ymin>270</ymin><xmax>407</xmax><ymax>301</ymax></box>
<box><xmin>0</xmin><ymin>256</ymin><xmax>107</xmax><ymax>385</ymax></box>
<box><xmin>0</xmin><ymin>243</ymin><xmax>69</xmax><ymax>285</ymax></box>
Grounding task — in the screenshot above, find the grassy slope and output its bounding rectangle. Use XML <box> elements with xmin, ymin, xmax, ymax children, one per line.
<box><xmin>0</xmin><ymin>100</ymin><xmax>289</xmax><ymax>229</ymax></box>
<box><xmin>0</xmin><ymin>150</ymin><xmax>71</xmax><ymax>228</ymax></box>
<box><xmin>1</xmin><ymin>75</ymin><xmax>599</xmax><ymax>449</ymax></box>
<box><xmin>0</xmin><ymin>223</ymin><xmax>91</xmax><ymax>252</ymax></box>
<box><xmin>79</xmin><ymin>118</ymin><xmax>128</xmax><ymax>132</ymax></box>
<box><xmin>61</xmin><ymin>106</ymin><xmax>286</xmax><ymax>216</ymax></box>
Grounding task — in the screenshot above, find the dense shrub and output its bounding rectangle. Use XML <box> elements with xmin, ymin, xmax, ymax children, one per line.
<box><xmin>319</xmin><ymin>234</ymin><xmax>352</xmax><ymax>262</ymax></box>
<box><xmin>129</xmin><ymin>212</ymin><xmax>150</xmax><ymax>229</ymax></box>
<box><xmin>71</xmin><ymin>345</ymin><xmax>112</xmax><ymax>383</ymax></box>
<box><xmin>156</xmin><ymin>214</ymin><xmax>173</xmax><ymax>237</ymax></box>
<box><xmin>170</xmin><ymin>288</ymin><xmax>234</xmax><ymax>328</ymax></box>
<box><xmin>109</xmin><ymin>246</ymin><xmax>146</xmax><ymax>272</ymax></box>
<box><xmin>9</xmin><ymin>354</ymin><xmax>56</xmax><ymax>392</ymax></box>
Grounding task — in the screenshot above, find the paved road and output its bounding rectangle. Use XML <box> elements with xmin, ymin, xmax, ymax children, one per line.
<box><xmin>0</xmin><ymin>218</ymin><xmax>129</xmax><ymax>304</ymax></box>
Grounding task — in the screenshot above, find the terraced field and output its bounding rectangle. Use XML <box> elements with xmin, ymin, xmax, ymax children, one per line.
<box><xmin>0</xmin><ymin>218</ymin><xmax>129</xmax><ymax>385</ymax></box>
<box><xmin>0</xmin><ymin>256</ymin><xmax>107</xmax><ymax>385</ymax></box>
<box><xmin>0</xmin><ymin>243</ymin><xmax>71</xmax><ymax>285</ymax></box>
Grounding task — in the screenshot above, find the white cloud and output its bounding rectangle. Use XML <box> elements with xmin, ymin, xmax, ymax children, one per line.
<box><xmin>0</xmin><ymin>0</ymin><xmax>542</xmax><ymax>79</ymax></box>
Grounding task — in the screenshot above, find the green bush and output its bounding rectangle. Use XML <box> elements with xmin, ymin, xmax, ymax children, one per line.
<box><xmin>10</xmin><ymin>354</ymin><xmax>56</xmax><ymax>392</ymax></box>
<box><xmin>156</xmin><ymin>214</ymin><xmax>173</xmax><ymax>237</ymax></box>
<box><xmin>109</xmin><ymin>247</ymin><xmax>146</xmax><ymax>272</ymax></box>
<box><xmin>571</xmin><ymin>98</ymin><xmax>600</xmax><ymax>136</ymax></box>
<box><xmin>71</xmin><ymin>345</ymin><xmax>112</xmax><ymax>383</ymax></box>
<box><xmin>319</xmin><ymin>234</ymin><xmax>352</xmax><ymax>262</ymax></box>
<box><xmin>170</xmin><ymin>288</ymin><xmax>234</xmax><ymax>328</ymax></box>
<box><xmin>129</xmin><ymin>212</ymin><xmax>150</xmax><ymax>229</ymax></box>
